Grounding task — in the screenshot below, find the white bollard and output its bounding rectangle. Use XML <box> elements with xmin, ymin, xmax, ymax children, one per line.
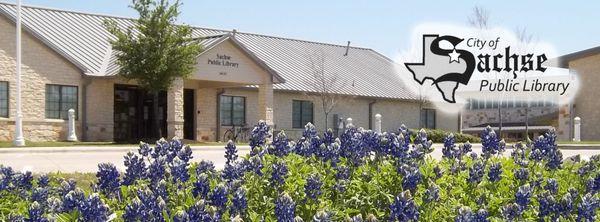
<box><xmin>346</xmin><ymin>117</ymin><xmax>353</xmax><ymax>128</ymax></box>
<box><xmin>67</xmin><ymin>109</ymin><xmax>78</xmax><ymax>142</ymax></box>
<box><xmin>573</xmin><ymin>116</ymin><xmax>581</xmax><ymax>142</ymax></box>
<box><xmin>374</xmin><ymin>113</ymin><xmax>382</xmax><ymax>133</ymax></box>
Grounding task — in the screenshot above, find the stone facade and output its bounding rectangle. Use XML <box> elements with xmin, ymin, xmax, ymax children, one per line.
<box><xmin>167</xmin><ymin>78</ymin><xmax>184</xmax><ymax>139</ymax></box>
<box><xmin>567</xmin><ymin>53</ymin><xmax>600</xmax><ymax>141</ymax></box>
<box><xmin>0</xmin><ymin>16</ymin><xmax>83</xmax><ymax>142</ymax></box>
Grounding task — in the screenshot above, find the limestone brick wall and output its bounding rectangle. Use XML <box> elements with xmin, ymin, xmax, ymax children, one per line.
<box><xmin>0</xmin><ymin>16</ymin><xmax>83</xmax><ymax>142</ymax></box>
<box><xmin>568</xmin><ymin>53</ymin><xmax>600</xmax><ymax>141</ymax></box>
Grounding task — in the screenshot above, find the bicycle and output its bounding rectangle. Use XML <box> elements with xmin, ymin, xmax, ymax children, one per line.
<box><xmin>223</xmin><ymin>124</ymin><xmax>250</xmax><ymax>143</ymax></box>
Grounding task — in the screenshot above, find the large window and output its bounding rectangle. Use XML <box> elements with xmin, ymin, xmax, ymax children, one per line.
<box><xmin>0</xmin><ymin>82</ymin><xmax>7</xmax><ymax>117</ymax></box>
<box><xmin>292</xmin><ymin>100</ymin><xmax>313</xmax><ymax>128</ymax></box>
<box><xmin>420</xmin><ymin>108</ymin><xmax>436</xmax><ymax>129</ymax></box>
<box><xmin>45</xmin><ymin>84</ymin><xmax>78</xmax><ymax>119</ymax></box>
<box><xmin>220</xmin><ymin>95</ymin><xmax>245</xmax><ymax>126</ymax></box>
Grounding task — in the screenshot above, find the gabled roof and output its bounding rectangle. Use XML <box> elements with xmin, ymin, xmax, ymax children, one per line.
<box><xmin>0</xmin><ymin>2</ymin><xmax>417</xmax><ymax>100</ymax></box>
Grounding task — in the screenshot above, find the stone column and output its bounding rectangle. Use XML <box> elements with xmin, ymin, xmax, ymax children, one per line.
<box><xmin>258</xmin><ymin>83</ymin><xmax>274</xmax><ymax>126</ymax></box>
<box><xmin>167</xmin><ymin>78</ymin><xmax>184</xmax><ymax>139</ymax></box>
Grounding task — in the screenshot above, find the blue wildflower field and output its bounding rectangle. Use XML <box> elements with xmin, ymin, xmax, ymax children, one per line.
<box><xmin>1</xmin><ymin>121</ymin><xmax>599</xmax><ymax>221</ymax></box>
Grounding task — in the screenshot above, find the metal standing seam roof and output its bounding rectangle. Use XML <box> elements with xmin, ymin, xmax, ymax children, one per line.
<box><xmin>0</xmin><ymin>2</ymin><xmax>418</xmax><ymax>101</ymax></box>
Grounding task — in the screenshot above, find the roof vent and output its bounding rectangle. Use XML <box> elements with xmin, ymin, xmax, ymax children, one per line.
<box><xmin>344</xmin><ymin>41</ymin><xmax>351</xmax><ymax>56</ymax></box>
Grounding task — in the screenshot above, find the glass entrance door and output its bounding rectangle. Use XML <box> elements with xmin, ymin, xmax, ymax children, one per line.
<box><xmin>114</xmin><ymin>85</ymin><xmax>167</xmax><ymax>142</ymax></box>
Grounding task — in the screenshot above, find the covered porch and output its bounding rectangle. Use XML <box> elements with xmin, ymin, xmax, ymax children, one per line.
<box><xmin>165</xmin><ymin>33</ymin><xmax>283</xmax><ymax>142</ymax></box>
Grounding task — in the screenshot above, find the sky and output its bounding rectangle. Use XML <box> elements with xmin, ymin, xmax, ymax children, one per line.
<box><xmin>5</xmin><ymin>0</ymin><xmax>599</xmax><ymax>58</ymax></box>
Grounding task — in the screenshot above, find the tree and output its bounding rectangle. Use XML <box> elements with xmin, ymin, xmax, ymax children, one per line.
<box><xmin>304</xmin><ymin>51</ymin><xmax>350</xmax><ymax>130</ymax></box>
<box><xmin>105</xmin><ymin>0</ymin><xmax>202</xmax><ymax>139</ymax></box>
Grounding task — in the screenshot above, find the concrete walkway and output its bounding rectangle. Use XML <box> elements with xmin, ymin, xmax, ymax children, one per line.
<box><xmin>0</xmin><ymin>144</ymin><xmax>599</xmax><ymax>173</ymax></box>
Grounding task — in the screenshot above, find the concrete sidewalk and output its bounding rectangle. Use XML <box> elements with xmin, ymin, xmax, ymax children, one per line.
<box><xmin>0</xmin><ymin>145</ymin><xmax>251</xmax><ymax>154</ymax></box>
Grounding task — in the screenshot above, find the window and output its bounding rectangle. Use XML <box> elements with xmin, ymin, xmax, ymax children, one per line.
<box><xmin>420</xmin><ymin>109</ymin><xmax>436</xmax><ymax>129</ymax></box>
<box><xmin>45</xmin><ymin>85</ymin><xmax>78</xmax><ymax>119</ymax></box>
<box><xmin>0</xmin><ymin>82</ymin><xmax>7</xmax><ymax>117</ymax></box>
<box><xmin>292</xmin><ymin>100</ymin><xmax>313</xmax><ymax>128</ymax></box>
<box><xmin>220</xmin><ymin>95</ymin><xmax>245</xmax><ymax>126</ymax></box>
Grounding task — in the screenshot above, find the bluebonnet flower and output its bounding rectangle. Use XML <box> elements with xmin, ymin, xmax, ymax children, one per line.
<box><xmin>188</xmin><ymin>200</ymin><xmax>213</xmax><ymax>221</ymax></box>
<box><xmin>501</xmin><ymin>203</ymin><xmax>522</xmax><ymax>221</ymax></box>
<box><xmin>123</xmin><ymin>188</ymin><xmax>164</xmax><ymax>221</ymax></box>
<box><xmin>63</xmin><ymin>188</ymin><xmax>85</xmax><ymax>211</ymax></box>
<box><xmin>531</xmin><ymin>129</ymin><xmax>563</xmax><ymax>170</ymax></box>
<box><xmin>231</xmin><ymin>187</ymin><xmax>247</xmax><ymax>217</ymax></box>
<box><xmin>225</xmin><ymin>140</ymin><xmax>238</xmax><ymax>165</ymax></box>
<box><xmin>324</xmin><ymin>140</ymin><xmax>342</xmax><ymax>167</ymax></box>
<box><xmin>79</xmin><ymin>193</ymin><xmax>110</xmax><ymax>222</ymax></box>
<box><xmin>271</xmin><ymin>161</ymin><xmax>288</xmax><ymax>187</ymax></box>
<box><xmin>538</xmin><ymin>192</ymin><xmax>557</xmax><ymax>219</ymax></box>
<box><xmin>480</xmin><ymin>126</ymin><xmax>505</xmax><ymax>158</ymax></box>
<box><xmin>347</xmin><ymin>214</ymin><xmax>363</xmax><ymax>222</ymax></box>
<box><xmin>442</xmin><ymin>133</ymin><xmax>456</xmax><ymax>159</ymax></box>
<box><xmin>47</xmin><ymin>197</ymin><xmax>63</xmax><ymax>213</ymax></box>
<box><xmin>27</xmin><ymin>201</ymin><xmax>47</xmax><ymax>222</ymax></box>
<box><xmin>413</xmin><ymin>129</ymin><xmax>433</xmax><ymax>154</ymax></box>
<box><xmin>515</xmin><ymin>184</ymin><xmax>532</xmax><ymax>208</ymax></box>
<box><xmin>210</xmin><ymin>184</ymin><xmax>228</xmax><ymax>210</ymax></box>
<box><xmin>559</xmin><ymin>193</ymin><xmax>574</xmax><ymax>218</ymax></box>
<box><xmin>423</xmin><ymin>184</ymin><xmax>440</xmax><ymax>203</ymax></box>
<box><xmin>37</xmin><ymin>174</ymin><xmax>49</xmax><ymax>188</ymax></box>
<box><xmin>468</xmin><ymin>161</ymin><xmax>485</xmax><ymax>184</ymax></box>
<box><xmin>577</xmin><ymin>193</ymin><xmax>599</xmax><ymax>222</ymax></box>
<box><xmin>305</xmin><ymin>174</ymin><xmax>323</xmax><ymax>200</ymax></box>
<box><xmin>122</xmin><ymin>151</ymin><xmax>146</xmax><ymax>186</ymax></box>
<box><xmin>138</xmin><ymin>142</ymin><xmax>151</xmax><ymax>157</ymax></box>
<box><xmin>322</xmin><ymin>129</ymin><xmax>336</xmax><ymax>145</ymax></box>
<box><xmin>399</xmin><ymin>164</ymin><xmax>422</xmax><ymax>191</ymax></box>
<box><xmin>222</xmin><ymin>162</ymin><xmax>243</xmax><ymax>182</ymax></box>
<box><xmin>14</xmin><ymin>171</ymin><xmax>33</xmax><ymax>190</ymax></box>
<box><xmin>151</xmin><ymin>138</ymin><xmax>169</xmax><ymax>159</ymax></box>
<box><xmin>31</xmin><ymin>187</ymin><xmax>48</xmax><ymax>206</ymax></box>
<box><xmin>59</xmin><ymin>179</ymin><xmax>77</xmax><ymax>196</ymax></box>
<box><xmin>454</xmin><ymin>206</ymin><xmax>474</xmax><ymax>222</ymax></box>
<box><xmin>173</xmin><ymin>210</ymin><xmax>190</xmax><ymax>222</ymax></box>
<box><xmin>545</xmin><ymin>178</ymin><xmax>558</xmax><ymax>194</ymax></box>
<box><xmin>148</xmin><ymin>157</ymin><xmax>167</xmax><ymax>184</ymax></box>
<box><xmin>270</xmin><ymin>130</ymin><xmax>291</xmax><ymax>157</ymax></box>
<box><xmin>340</xmin><ymin>125</ymin><xmax>365</xmax><ymax>165</ymax></box>
<box><xmin>275</xmin><ymin>192</ymin><xmax>296</xmax><ymax>222</ymax></box>
<box><xmin>96</xmin><ymin>163</ymin><xmax>120</xmax><ymax>195</ymax></box>
<box><xmin>335</xmin><ymin>166</ymin><xmax>351</xmax><ymax>181</ymax></box>
<box><xmin>362</xmin><ymin>130</ymin><xmax>380</xmax><ymax>154</ymax></box>
<box><xmin>249</xmin><ymin>155</ymin><xmax>264</xmax><ymax>176</ymax></box>
<box><xmin>171</xmin><ymin>157</ymin><xmax>190</xmax><ymax>183</ymax></box>
<box><xmin>313</xmin><ymin>210</ymin><xmax>333</xmax><ymax>222</ymax></box>
<box><xmin>192</xmin><ymin>173</ymin><xmax>210</xmax><ymax>198</ymax></box>
<box><xmin>487</xmin><ymin>162</ymin><xmax>502</xmax><ymax>182</ymax></box>
<box><xmin>196</xmin><ymin>160</ymin><xmax>215</xmax><ymax>175</ymax></box>
<box><xmin>514</xmin><ymin>168</ymin><xmax>529</xmax><ymax>181</ymax></box>
<box><xmin>153</xmin><ymin>179</ymin><xmax>168</xmax><ymax>200</ymax></box>
<box><xmin>389</xmin><ymin>191</ymin><xmax>419</xmax><ymax>222</ymax></box>
<box><xmin>475</xmin><ymin>209</ymin><xmax>489</xmax><ymax>222</ymax></box>
<box><xmin>511</xmin><ymin>142</ymin><xmax>529</xmax><ymax>167</ymax></box>
<box><xmin>250</xmin><ymin>120</ymin><xmax>271</xmax><ymax>150</ymax></box>
<box><xmin>177</xmin><ymin>145</ymin><xmax>193</xmax><ymax>163</ymax></box>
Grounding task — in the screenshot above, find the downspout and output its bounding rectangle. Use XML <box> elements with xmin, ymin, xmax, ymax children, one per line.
<box><xmin>368</xmin><ymin>100</ymin><xmax>377</xmax><ymax>130</ymax></box>
<box><xmin>81</xmin><ymin>76</ymin><xmax>93</xmax><ymax>141</ymax></box>
<box><xmin>215</xmin><ymin>88</ymin><xmax>225</xmax><ymax>142</ymax></box>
